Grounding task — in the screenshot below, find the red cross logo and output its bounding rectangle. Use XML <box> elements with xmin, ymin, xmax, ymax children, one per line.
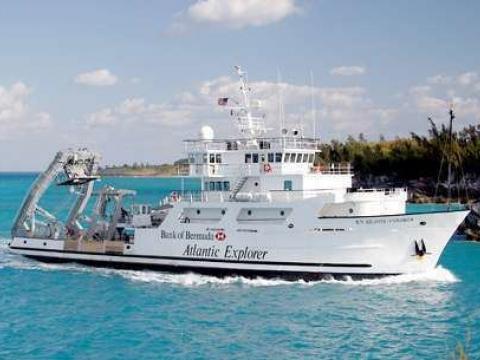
<box><xmin>215</xmin><ymin>231</ymin><xmax>226</xmax><ymax>241</ymax></box>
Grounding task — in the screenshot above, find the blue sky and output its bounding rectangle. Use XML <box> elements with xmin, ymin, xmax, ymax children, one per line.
<box><xmin>1</xmin><ymin>0</ymin><xmax>479</xmax><ymax>170</ymax></box>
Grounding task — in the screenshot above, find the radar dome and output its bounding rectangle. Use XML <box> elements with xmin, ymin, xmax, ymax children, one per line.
<box><xmin>199</xmin><ymin>125</ymin><xmax>214</xmax><ymax>141</ymax></box>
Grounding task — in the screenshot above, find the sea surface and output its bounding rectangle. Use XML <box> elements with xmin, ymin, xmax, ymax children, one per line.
<box><xmin>0</xmin><ymin>173</ymin><xmax>479</xmax><ymax>359</ymax></box>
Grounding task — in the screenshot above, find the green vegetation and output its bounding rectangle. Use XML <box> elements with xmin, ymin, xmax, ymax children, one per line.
<box><xmin>317</xmin><ymin>119</ymin><xmax>480</xmax><ymax>183</ymax></box>
<box><xmin>98</xmin><ymin>159</ymin><xmax>188</xmax><ymax>177</ymax></box>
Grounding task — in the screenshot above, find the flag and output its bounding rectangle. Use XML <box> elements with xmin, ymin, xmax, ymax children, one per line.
<box><xmin>217</xmin><ymin>97</ymin><xmax>229</xmax><ymax>106</ymax></box>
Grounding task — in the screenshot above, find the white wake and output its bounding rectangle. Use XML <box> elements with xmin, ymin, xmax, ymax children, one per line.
<box><xmin>113</xmin><ymin>265</ymin><xmax>458</xmax><ymax>287</ymax></box>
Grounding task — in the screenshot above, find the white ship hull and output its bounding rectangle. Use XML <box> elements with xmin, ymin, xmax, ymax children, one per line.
<box><xmin>9</xmin><ymin>208</ymin><xmax>468</xmax><ymax>280</ymax></box>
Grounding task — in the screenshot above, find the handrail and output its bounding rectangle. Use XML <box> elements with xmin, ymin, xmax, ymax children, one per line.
<box><xmin>160</xmin><ymin>187</ymin><xmax>408</xmax><ymax>204</ymax></box>
<box><xmin>187</xmin><ymin>163</ymin><xmax>353</xmax><ymax>177</ymax></box>
<box><xmin>347</xmin><ymin>187</ymin><xmax>407</xmax><ymax>193</ymax></box>
<box><xmin>311</xmin><ymin>163</ymin><xmax>353</xmax><ymax>175</ymax></box>
<box><xmin>184</xmin><ymin>137</ymin><xmax>320</xmax><ymax>152</ymax></box>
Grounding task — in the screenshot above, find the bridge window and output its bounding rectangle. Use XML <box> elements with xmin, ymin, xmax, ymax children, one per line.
<box><xmin>216</xmin><ymin>154</ymin><xmax>222</xmax><ymax>163</ymax></box>
<box><xmin>275</xmin><ymin>153</ymin><xmax>282</xmax><ymax>162</ymax></box>
<box><xmin>209</xmin><ymin>154</ymin><xmax>215</xmax><ymax>163</ymax></box>
<box><xmin>203</xmin><ymin>154</ymin><xmax>208</xmax><ymax>164</ymax></box>
<box><xmin>259</xmin><ymin>140</ymin><xmax>270</xmax><ymax>149</ymax></box>
<box><xmin>223</xmin><ymin>181</ymin><xmax>230</xmax><ymax>191</ymax></box>
<box><xmin>296</xmin><ymin>153</ymin><xmax>302</xmax><ymax>163</ymax></box>
<box><xmin>252</xmin><ymin>153</ymin><xmax>259</xmax><ymax>163</ymax></box>
<box><xmin>284</xmin><ymin>180</ymin><xmax>293</xmax><ymax>191</ymax></box>
<box><xmin>206</xmin><ymin>181</ymin><xmax>231</xmax><ymax>191</ymax></box>
<box><xmin>302</xmin><ymin>153</ymin><xmax>308</xmax><ymax>162</ymax></box>
<box><xmin>268</xmin><ymin>153</ymin><xmax>274</xmax><ymax>163</ymax></box>
<box><xmin>245</xmin><ymin>153</ymin><xmax>252</xmax><ymax>163</ymax></box>
<box><xmin>308</xmin><ymin>154</ymin><xmax>314</xmax><ymax>163</ymax></box>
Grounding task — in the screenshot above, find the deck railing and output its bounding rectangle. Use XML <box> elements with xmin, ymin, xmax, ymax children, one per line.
<box><xmin>184</xmin><ymin>137</ymin><xmax>320</xmax><ymax>152</ymax></box>
<box><xmin>347</xmin><ymin>187</ymin><xmax>407</xmax><ymax>194</ymax></box>
<box><xmin>311</xmin><ymin>163</ymin><xmax>353</xmax><ymax>175</ymax></box>
<box><xmin>162</xmin><ymin>187</ymin><xmax>398</xmax><ymax>205</ymax></box>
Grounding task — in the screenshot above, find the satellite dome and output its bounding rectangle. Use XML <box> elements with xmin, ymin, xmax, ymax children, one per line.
<box><xmin>199</xmin><ymin>125</ymin><xmax>214</xmax><ymax>141</ymax></box>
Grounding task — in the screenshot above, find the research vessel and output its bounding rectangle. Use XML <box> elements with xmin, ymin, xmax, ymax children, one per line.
<box><xmin>9</xmin><ymin>67</ymin><xmax>469</xmax><ymax>279</ymax></box>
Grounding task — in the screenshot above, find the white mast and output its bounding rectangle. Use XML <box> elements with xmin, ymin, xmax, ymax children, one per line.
<box><xmin>310</xmin><ymin>70</ymin><xmax>316</xmax><ymax>139</ymax></box>
<box><xmin>230</xmin><ymin>66</ymin><xmax>266</xmax><ymax>139</ymax></box>
<box><xmin>277</xmin><ymin>68</ymin><xmax>285</xmax><ymax>137</ymax></box>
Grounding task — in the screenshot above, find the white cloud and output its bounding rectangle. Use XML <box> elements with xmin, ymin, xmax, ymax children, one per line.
<box><xmin>86</xmin><ymin>108</ymin><xmax>117</xmax><ymax>127</ymax></box>
<box><xmin>169</xmin><ymin>0</ymin><xmax>299</xmax><ymax>32</ymax></box>
<box><xmin>74</xmin><ymin>69</ymin><xmax>118</xmax><ymax>87</ymax></box>
<box><xmin>84</xmin><ymin>72</ymin><xmax>391</xmax><ymax>138</ymax></box>
<box><xmin>117</xmin><ymin>98</ymin><xmax>146</xmax><ymax>115</ymax></box>
<box><xmin>450</xmin><ymin>96</ymin><xmax>480</xmax><ymax>118</ymax></box>
<box><xmin>427</xmin><ymin>74</ymin><xmax>451</xmax><ymax>85</ymax></box>
<box><xmin>0</xmin><ymin>82</ymin><xmax>52</xmax><ymax>138</ymax></box>
<box><xmin>0</xmin><ymin>82</ymin><xmax>29</xmax><ymax>121</ymax></box>
<box><xmin>86</xmin><ymin>97</ymin><xmax>194</xmax><ymax>129</ymax></box>
<box><xmin>330</xmin><ymin>66</ymin><xmax>366</xmax><ymax>76</ymax></box>
<box><xmin>457</xmin><ymin>71</ymin><xmax>478</xmax><ymax>86</ymax></box>
<box><xmin>426</xmin><ymin>71</ymin><xmax>479</xmax><ymax>88</ymax></box>
<box><xmin>199</xmin><ymin>75</ymin><xmax>369</xmax><ymax>114</ymax></box>
<box><xmin>406</xmin><ymin>71</ymin><xmax>480</xmax><ymax>123</ymax></box>
<box><xmin>414</xmin><ymin>95</ymin><xmax>448</xmax><ymax>115</ymax></box>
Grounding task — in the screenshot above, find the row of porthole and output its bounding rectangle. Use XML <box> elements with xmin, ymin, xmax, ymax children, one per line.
<box><xmin>246</xmin><ymin>210</ymin><xmax>287</xmax><ymax>217</ymax></box>
<box><xmin>195</xmin><ymin>209</ymin><xmax>227</xmax><ymax>215</ymax></box>
<box><xmin>193</xmin><ymin>209</ymin><xmax>287</xmax><ymax>217</ymax></box>
<box><xmin>23</xmin><ymin>240</ymin><xmax>48</xmax><ymax>246</ymax></box>
<box><xmin>22</xmin><ymin>240</ymin><xmax>133</xmax><ymax>249</ymax></box>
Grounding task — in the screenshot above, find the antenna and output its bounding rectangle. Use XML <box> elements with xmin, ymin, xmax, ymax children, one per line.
<box><xmin>277</xmin><ymin>68</ymin><xmax>285</xmax><ymax>136</ymax></box>
<box><xmin>447</xmin><ymin>104</ymin><xmax>455</xmax><ymax>208</ymax></box>
<box><xmin>235</xmin><ymin>65</ymin><xmax>250</xmax><ymax>108</ymax></box>
<box><xmin>310</xmin><ymin>70</ymin><xmax>316</xmax><ymax>139</ymax></box>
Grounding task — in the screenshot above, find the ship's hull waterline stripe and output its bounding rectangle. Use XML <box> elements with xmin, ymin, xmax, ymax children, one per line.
<box><xmin>9</xmin><ymin>247</ymin><xmax>372</xmax><ymax>268</ymax></box>
<box><xmin>24</xmin><ymin>255</ymin><xmax>396</xmax><ymax>280</ymax></box>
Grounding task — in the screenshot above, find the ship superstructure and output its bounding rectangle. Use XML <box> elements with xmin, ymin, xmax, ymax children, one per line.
<box><xmin>9</xmin><ymin>67</ymin><xmax>469</xmax><ymax>279</ymax></box>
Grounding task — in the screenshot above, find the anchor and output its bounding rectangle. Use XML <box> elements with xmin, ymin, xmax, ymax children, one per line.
<box><xmin>413</xmin><ymin>239</ymin><xmax>429</xmax><ymax>257</ymax></box>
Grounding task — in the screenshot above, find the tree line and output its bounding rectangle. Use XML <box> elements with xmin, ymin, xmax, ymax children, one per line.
<box><xmin>316</xmin><ymin>120</ymin><xmax>480</xmax><ymax>183</ymax></box>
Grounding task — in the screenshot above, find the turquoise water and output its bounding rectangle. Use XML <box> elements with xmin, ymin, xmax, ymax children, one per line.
<box><xmin>0</xmin><ymin>173</ymin><xmax>479</xmax><ymax>359</ymax></box>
